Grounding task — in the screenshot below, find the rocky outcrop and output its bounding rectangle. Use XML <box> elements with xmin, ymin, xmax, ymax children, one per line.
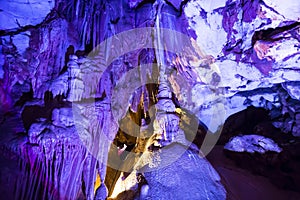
<box><xmin>0</xmin><ymin>0</ymin><xmax>300</xmax><ymax>199</ymax></box>
<box><xmin>224</xmin><ymin>134</ymin><xmax>282</xmax><ymax>153</ymax></box>
<box><xmin>140</xmin><ymin>144</ymin><xmax>226</xmax><ymax>200</ymax></box>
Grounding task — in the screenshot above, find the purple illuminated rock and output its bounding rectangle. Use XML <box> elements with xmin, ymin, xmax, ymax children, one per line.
<box><xmin>52</xmin><ymin>108</ymin><xmax>74</xmax><ymax>127</ymax></box>
<box><xmin>1</xmin><ymin>0</ymin><xmax>300</xmax><ymax>199</ymax></box>
<box><xmin>140</xmin><ymin>144</ymin><xmax>226</xmax><ymax>200</ymax></box>
<box><xmin>0</xmin><ymin>0</ymin><xmax>55</xmax><ymax>30</ymax></box>
<box><xmin>128</xmin><ymin>0</ymin><xmax>145</xmax><ymax>8</ymax></box>
<box><xmin>165</xmin><ymin>0</ymin><xmax>184</xmax><ymax>10</ymax></box>
<box><xmin>282</xmin><ymin>82</ymin><xmax>300</xmax><ymax>101</ymax></box>
<box><xmin>224</xmin><ymin>135</ymin><xmax>282</xmax><ymax>153</ymax></box>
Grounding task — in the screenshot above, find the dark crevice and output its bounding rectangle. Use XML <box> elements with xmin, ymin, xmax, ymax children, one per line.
<box><xmin>233</xmin><ymin>86</ymin><xmax>278</xmax><ymax>98</ymax></box>
<box><xmin>161</xmin><ymin>0</ymin><xmax>191</xmax><ymax>17</ymax></box>
<box><xmin>179</xmin><ymin>0</ymin><xmax>190</xmax><ymax>14</ymax></box>
<box><xmin>164</xmin><ymin>1</ymin><xmax>181</xmax><ymax>15</ymax></box>
<box><xmin>0</xmin><ymin>9</ymin><xmax>62</xmax><ymax>36</ymax></box>
<box><xmin>64</xmin><ymin>45</ymin><xmax>75</xmax><ymax>68</ymax></box>
<box><xmin>251</xmin><ymin>22</ymin><xmax>300</xmax><ymax>46</ymax></box>
<box><xmin>14</xmin><ymin>87</ymin><xmax>34</xmax><ymax>107</ymax></box>
<box><xmin>134</xmin><ymin>0</ymin><xmax>156</xmax><ymax>10</ymax></box>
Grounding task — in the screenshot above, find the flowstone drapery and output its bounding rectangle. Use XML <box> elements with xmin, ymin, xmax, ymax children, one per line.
<box><xmin>1</xmin><ymin>0</ymin><xmax>300</xmax><ymax>199</ymax></box>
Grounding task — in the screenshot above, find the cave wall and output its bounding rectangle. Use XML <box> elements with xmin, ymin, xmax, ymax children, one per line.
<box><xmin>1</xmin><ymin>0</ymin><xmax>299</xmax><ymax>134</ymax></box>
<box><xmin>0</xmin><ymin>0</ymin><xmax>300</xmax><ymax>199</ymax></box>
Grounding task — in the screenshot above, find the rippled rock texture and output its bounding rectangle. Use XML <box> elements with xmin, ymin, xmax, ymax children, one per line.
<box><xmin>0</xmin><ymin>0</ymin><xmax>300</xmax><ymax>199</ymax></box>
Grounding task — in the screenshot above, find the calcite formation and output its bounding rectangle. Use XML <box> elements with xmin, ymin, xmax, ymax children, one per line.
<box><xmin>0</xmin><ymin>0</ymin><xmax>300</xmax><ymax>199</ymax></box>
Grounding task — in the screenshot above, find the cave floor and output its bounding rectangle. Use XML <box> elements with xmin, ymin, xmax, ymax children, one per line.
<box><xmin>207</xmin><ymin>145</ymin><xmax>300</xmax><ymax>200</ymax></box>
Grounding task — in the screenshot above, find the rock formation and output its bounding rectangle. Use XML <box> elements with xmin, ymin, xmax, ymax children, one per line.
<box><xmin>0</xmin><ymin>0</ymin><xmax>300</xmax><ymax>199</ymax></box>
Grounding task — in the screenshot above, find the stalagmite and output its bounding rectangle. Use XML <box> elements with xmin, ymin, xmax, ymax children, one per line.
<box><xmin>2</xmin><ymin>0</ymin><xmax>300</xmax><ymax>199</ymax></box>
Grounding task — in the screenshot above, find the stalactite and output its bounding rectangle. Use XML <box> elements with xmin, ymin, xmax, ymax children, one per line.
<box><xmin>82</xmin><ymin>155</ymin><xmax>98</xmax><ymax>199</ymax></box>
<box><xmin>3</xmin><ymin>119</ymin><xmax>105</xmax><ymax>200</ymax></box>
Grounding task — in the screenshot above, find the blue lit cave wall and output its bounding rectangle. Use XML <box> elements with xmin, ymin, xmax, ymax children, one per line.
<box><xmin>0</xmin><ymin>0</ymin><xmax>300</xmax><ymax>199</ymax></box>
